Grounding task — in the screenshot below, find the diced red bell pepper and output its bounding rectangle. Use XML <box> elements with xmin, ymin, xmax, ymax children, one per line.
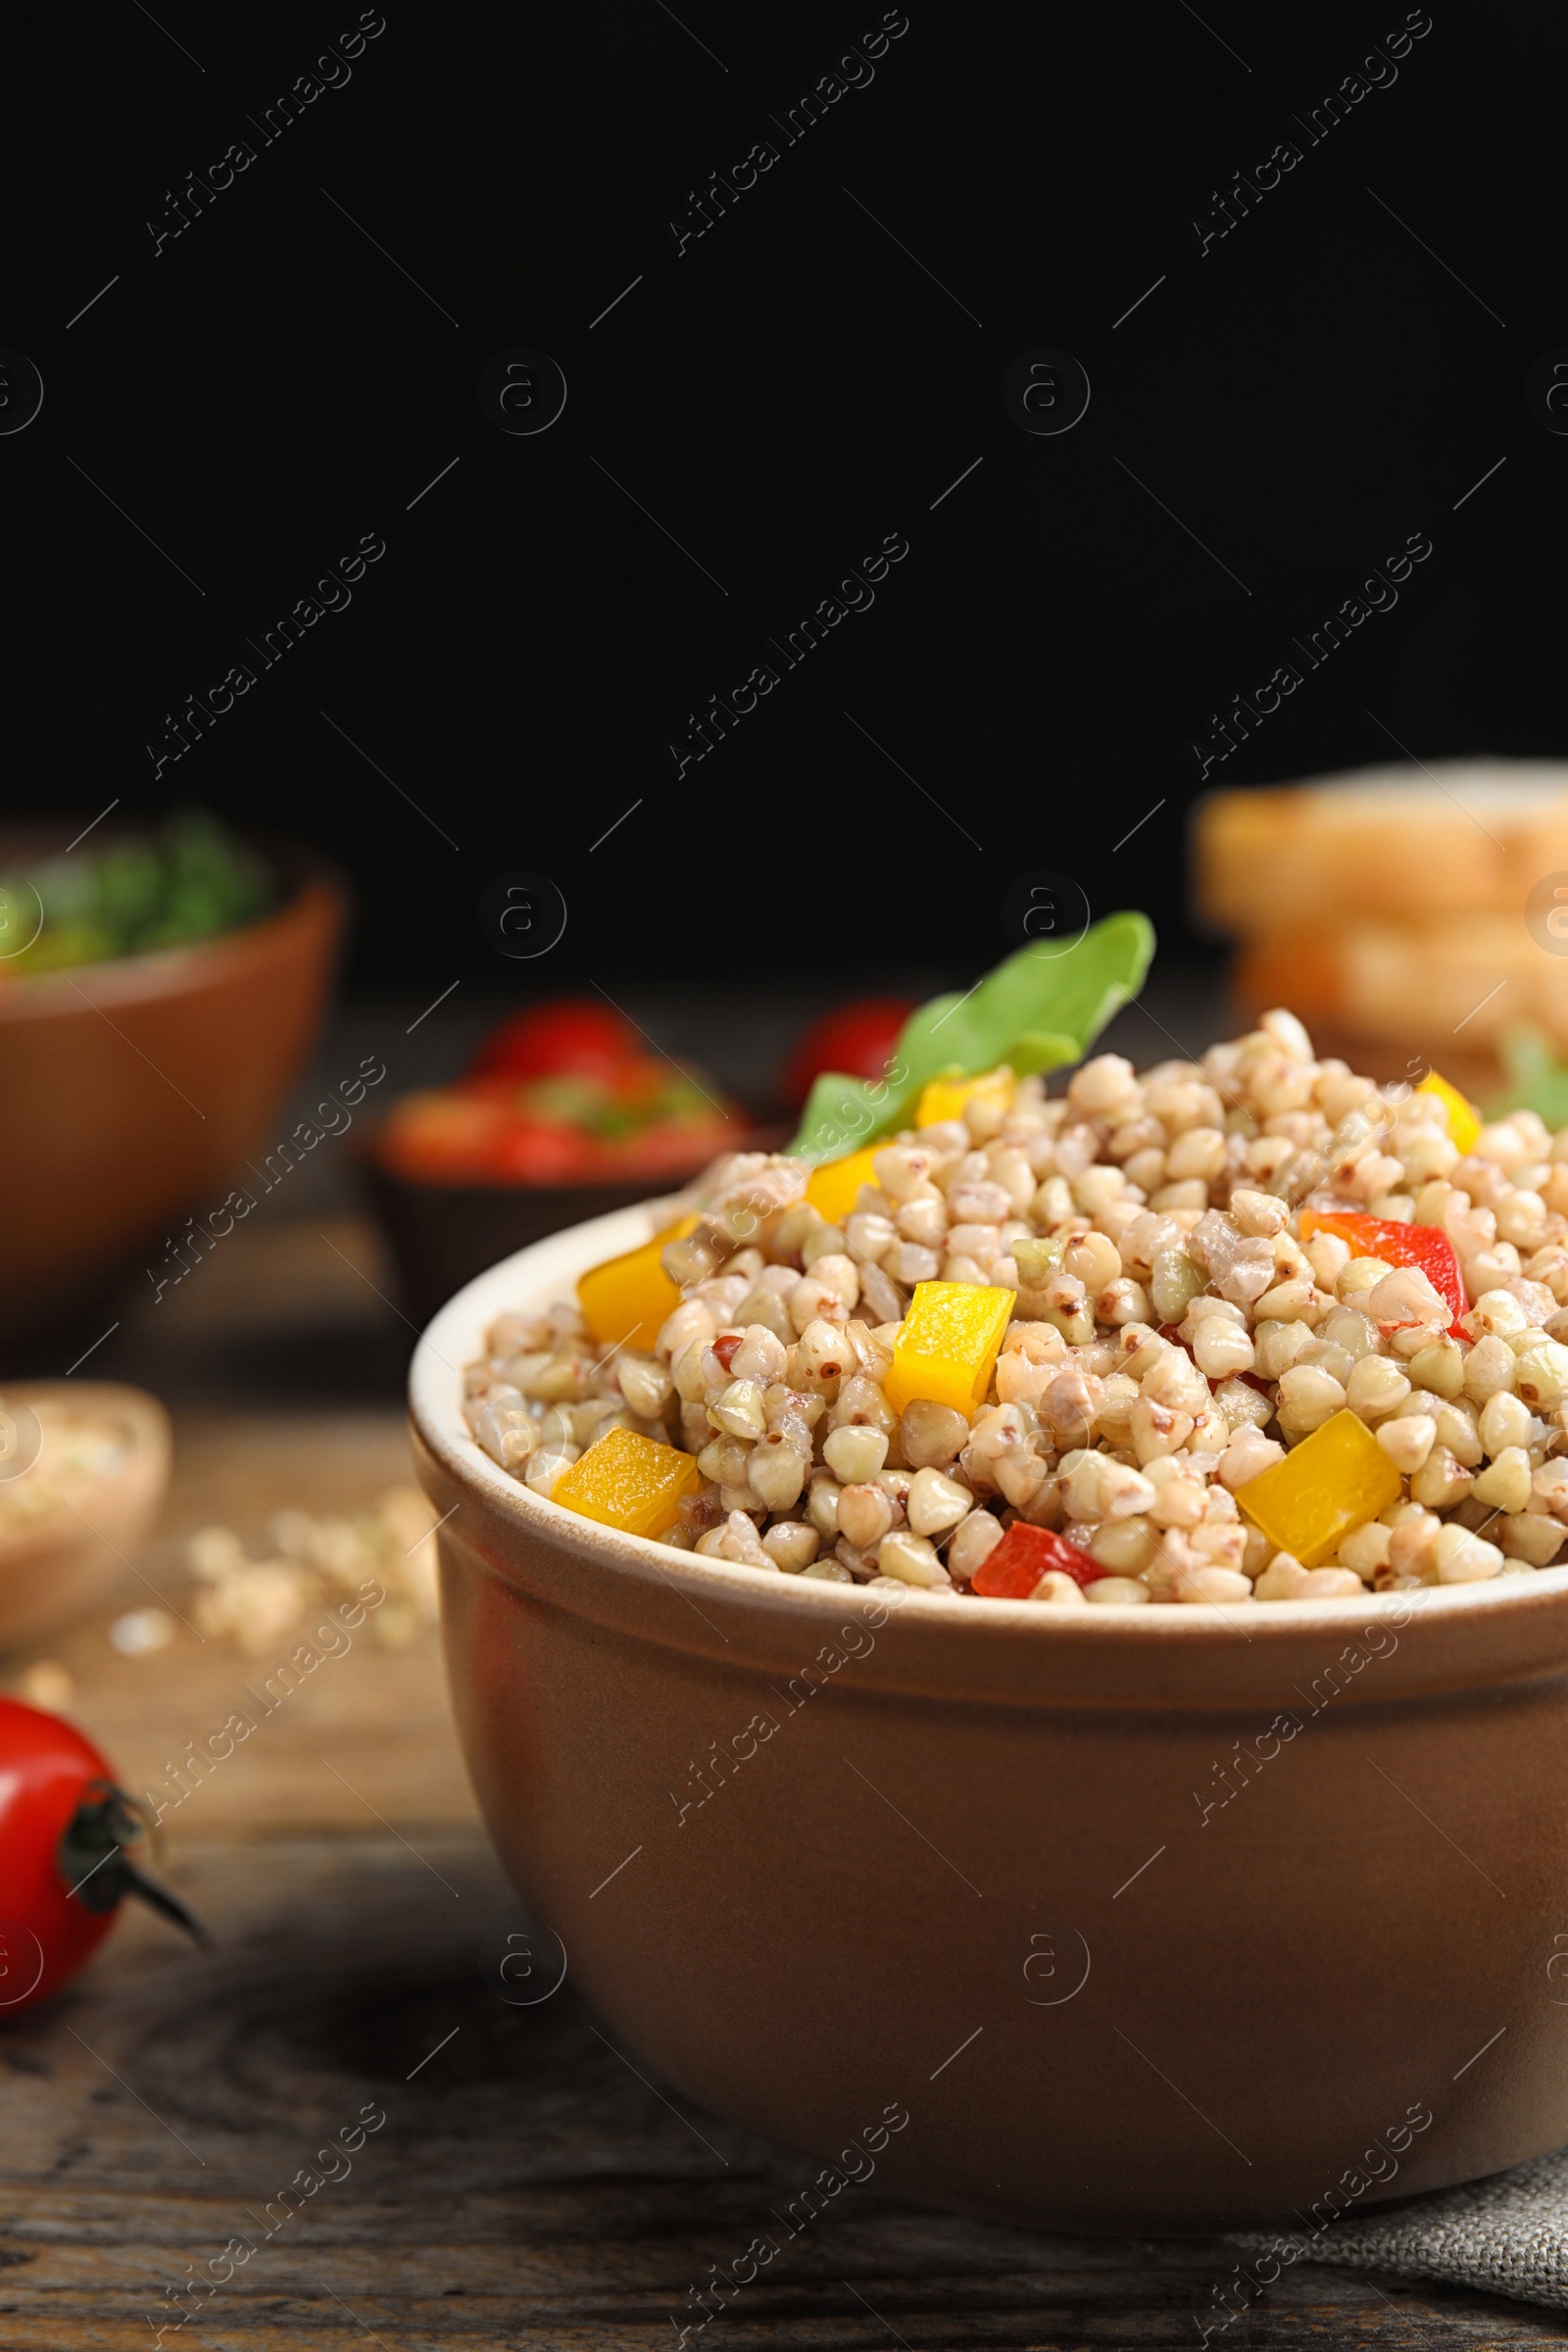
<box><xmin>971</xmin><ymin>1522</ymin><xmax>1104</xmax><ymax>1598</ymax></box>
<box><xmin>1298</xmin><ymin>1209</ymin><xmax>1466</xmax><ymax>1335</ymax></box>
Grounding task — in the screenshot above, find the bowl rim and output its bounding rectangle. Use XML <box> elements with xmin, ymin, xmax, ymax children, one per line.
<box><xmin>0</xmin><ymin>835</ymin><xmax>344</xmax><ymax>1022</ymax></box>
<box><xmin>409</xmin><ymin>1194</ymin><xmax>1568</xmax><ymax>1652</ymax></box>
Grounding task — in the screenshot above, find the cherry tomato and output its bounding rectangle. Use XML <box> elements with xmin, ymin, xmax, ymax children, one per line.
<box><xmin>471</xmin><ymin>1001</ymin><xmax>640</xmax><ymax>1085</ymax></box>
<box><xmin>486</xmin><ymin>1119</ymin><xmax>598</xmax><ymax>1185</ymax></box>
<box><xmin>782</xmin><ymin>998</ymin><xmax>915</xmax><ymax>1110</ymax></box>
<box><xmin>0</xmin><ymin>1697</ymin><xmax>203</xmax><ymax>2016</ymax></box>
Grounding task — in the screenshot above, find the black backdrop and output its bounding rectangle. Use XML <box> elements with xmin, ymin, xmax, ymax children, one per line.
<box><xmin>7</xmin><ymin>0</ymin><xmax>1560</xmax><ymax>989</ymax></box>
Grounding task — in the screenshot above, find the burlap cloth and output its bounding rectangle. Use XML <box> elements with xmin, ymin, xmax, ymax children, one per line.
<box><xmin>1229</xmin><ymin>2146</ymin><xmax>1568</xmax><ymax>2317</ymax></box>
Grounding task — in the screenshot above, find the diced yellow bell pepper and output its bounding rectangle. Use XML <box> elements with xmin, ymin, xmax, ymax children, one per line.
<box><xmin>552</xmin><ymin>1426</ymin><xmax>701</xmax><ymax>1538</ymax></box>
<box><xmin>884</xmin><ymin>1280</ymin><xmax>1017</xmax><ymax>1417</ymax></box>
<box><xmin>806</xmin><ymin>1145</ymin><xmax>882</xmax><ymax>1226</ymax></box>
<box><xmin>1234</xmin><ymin>1407</ymin><xmax>1402</xmax><ymax>1570</ymax></box>
<box><xmin>1416</xmin><ymin>1068</ymin><xmax>1480</xmax><ymax>1157</ymax></box>
<box><xmin>576</xmin><ymin>1214</ymin><xmax>699</xmax><ymax>1351</ymax></box>
<box><xmin>915</xmin><ymin>1067</ymin><xmax>1015</xmax><ymax>1130</ymax></box>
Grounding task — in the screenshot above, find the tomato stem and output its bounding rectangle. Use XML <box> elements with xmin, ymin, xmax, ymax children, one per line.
<box><xmin>57</xmin><ymin>1783</ymin><xmax>209</xmax><ymax>1949</ymax></box>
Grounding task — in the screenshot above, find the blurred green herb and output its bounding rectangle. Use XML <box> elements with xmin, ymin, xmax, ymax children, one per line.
<box><xmin>0</xmin><ymin>809</ymin><xmax>273</xmax><ymax>975</ymax></box>
<box><xmin>788</xmin><ymin>910</ymin><xmax>1156</xmax><ymax>1161</ymax></box>
<box><xmin>1487</xmin><ymin>1025</ymin><xmax>1568</xmax><ymax>1131</ymax></box>
<box><xmin>521</xmin><ymin>1068</ymin><xmax>716</xmax><ymax>1138</ymax></box>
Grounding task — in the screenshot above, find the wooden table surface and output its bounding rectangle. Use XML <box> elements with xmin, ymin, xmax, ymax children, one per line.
<box><xmin>4</xmin><ymin>1222</ymin><xmax>1568</xmax><ymax>2349</ymax></box>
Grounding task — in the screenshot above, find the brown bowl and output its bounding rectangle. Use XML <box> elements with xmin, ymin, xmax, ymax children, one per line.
<box><xmin>411</xmin><ymin>1201</ymin><xmax>1568</xmax><ymax>2231</ymax></box>
<box><xmin>0</xmin><ymin>1383</ymin><xmax>171</xmax><ymax>1647</ymax></box>
<box><xmin>361</xmin><ymin>1160</ymin><xmax>673</xmax><ymax>1330</ymax></box>
<box><xmin>0</xmin><ymin>839</ymin><xmax>345</xmax><ymax>1345</ymax></box>
<box><xmin>362</xmin><ymin>1125</ymin><xmax>786</xmax><ymax>1326</ymax></box>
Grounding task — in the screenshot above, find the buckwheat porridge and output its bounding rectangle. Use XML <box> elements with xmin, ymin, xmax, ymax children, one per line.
<box><xmin>461</xmin><ymin>1012</ymin><xmax>1568</xmax><ymax>1606</ymax></box>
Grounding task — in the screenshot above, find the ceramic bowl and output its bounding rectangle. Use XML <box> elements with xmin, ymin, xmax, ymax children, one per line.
<box><xmin>411</xmin><ymin>1199</ymin><xmax>1568</xmax><ymax>2230</ymax></box>
<box><xmin>0</xmin><ymin>836</ymin><xmax>344</xmax><ymax>1348</ymax></box>
<box><xmin>0</xmin><ymin>1383</ymin><xmax>172</xmax><ymax>1648</ymax></box>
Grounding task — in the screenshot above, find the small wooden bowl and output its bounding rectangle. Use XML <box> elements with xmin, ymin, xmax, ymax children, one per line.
<box><xmin>0</xmin><ymin>1384</ymin><xmax>172</xmax><ymax>1650</ymax></box>
<box><xmin>0</xmin><ymin>835</ymin><xmax>345</xmax><ymax>1345</ymax></box>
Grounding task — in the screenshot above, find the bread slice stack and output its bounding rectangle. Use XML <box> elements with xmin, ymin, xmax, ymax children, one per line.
<box><xmin>1192</xmin><ymin>761</ymin><xmax>1568</xmax><ymax>1088</ymax></box>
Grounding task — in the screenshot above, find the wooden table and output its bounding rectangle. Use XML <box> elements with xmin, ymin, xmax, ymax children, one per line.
<box><xmin>3</xmin><ymin>1225</ymin><xmax>1566</xmax><ymax>2348</ymax></box>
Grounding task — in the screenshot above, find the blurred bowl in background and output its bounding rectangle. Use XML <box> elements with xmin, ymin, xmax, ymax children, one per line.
<box><xmin>358</xmin><ymin>994</ymin><xmax>782</xmax><ymax>1324</ymax></box>
<box><xmin>361</xmin><ymin>1131</ymin><xmax>786</xmax><ymax>1330</ymax></box>
<box><xmin>0</xmin><ymin>1383</ymin><xmax>171</xmax><ymax>1647</ymax></box>
<box><xmin>0</xmin><ymin>834</ymin><xmax>345</xmax><ymax>1349</ymax></box>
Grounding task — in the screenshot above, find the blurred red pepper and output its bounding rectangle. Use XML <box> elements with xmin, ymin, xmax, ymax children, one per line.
<box><xmin>782</xmin><ymin>998</ymin><xmax>915</xmax><ymax>1111</ymax></box>
<box><xmin>471</xmin><ymin>1001</ymin><xmax>639</xmax><ymax>1084</ymax></box>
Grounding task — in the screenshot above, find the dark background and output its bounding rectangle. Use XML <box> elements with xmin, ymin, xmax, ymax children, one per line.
<box><xmin>6</xmin><ymin>0</ymin><xmax>1557</xmax><ymax>993</ymax></box>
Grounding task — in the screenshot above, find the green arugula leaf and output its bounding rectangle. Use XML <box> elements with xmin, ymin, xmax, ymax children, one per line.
<box><xmin>1488</xmin><ymin>1025</ymin><xmax>1568</xmax><ymax>1131</ymax></box>
<box><xmin>788</xmin><ymin>910</ymin><xmax>1155</xmax><ymax>1161</ymax></box>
